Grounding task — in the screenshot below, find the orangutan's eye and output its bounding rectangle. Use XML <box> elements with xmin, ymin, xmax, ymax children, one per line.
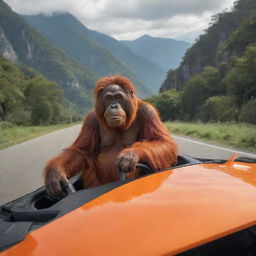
<box><xmin>105</xmin><ymin>95</ymin><xmax>112</xmax><ymax>102</ymax></box>
<box><xmin>116</xmin><ymin>94</ymin><xmax>123</xmax><ymax>101</ymax></box>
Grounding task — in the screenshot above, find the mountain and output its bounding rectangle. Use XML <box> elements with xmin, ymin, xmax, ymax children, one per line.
<box><xmin>86</xmin><ymin>27</ymin><xmax>165</xmax><ymax>93</ymax></box>
<box><xmin>0</xmin><ymin>0</ymin><xmax>98</xmax><ymax>114</ymax></box>
<box><xmin>23</xmin><ymin>13</ymin><xmax>153</xmax><ymax>95</ymax></box>
<box><xmin>122</xmin><ymin>35</ymin><xmax>191</xmax><ymax>71</ymax></box>
<box><xmin>160</xmin><ymin>0</ymin><xmax>256</xmax><ymax>92</ymax></box>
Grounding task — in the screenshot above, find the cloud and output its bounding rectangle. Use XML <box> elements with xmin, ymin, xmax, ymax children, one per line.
<box><xmin>88</xmin><ymin>13</ymin><xmax>211</xmax><ymax>42</ymax></box>
<box><xmin>103</xmin><ymin>0</ymin><xmax>229</xmax><ymax>20</ymax></box>
<box><xmin>6</xmin><ymin>0</ymin><xmax>236</xmax><ymax>42</ymax></box>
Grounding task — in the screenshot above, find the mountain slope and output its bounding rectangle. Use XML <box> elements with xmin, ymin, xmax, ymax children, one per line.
<box><xmin>122</xmin><ymin>35</ymin><xmax>191</xmax><ymax>71</ymax></box>
<box><xmin>217</xmin><ymin>9</ymin><xmax>256</xmax><ymax>62</ymax></box>
<box><xmin>23</xmin><ymin>13</ymin><xmax>151</xmax><ymax>96</ymax></box>
<box><xmin>160</xmin><ymin>0</ymin><xmax>256</xmax><ymax>92</ymax></box>
<box><xmin>0</xmin><ymin>0</ymin><xmax>98</xmax><ymax>113</ymax></box>
<box><xmin>86</xmin><ymin>28</ymin><xmax>165</xmax><ymax>93</ymax></box>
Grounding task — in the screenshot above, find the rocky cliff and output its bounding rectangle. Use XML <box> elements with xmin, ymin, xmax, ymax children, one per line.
<box><xmin>160</xmin><ymin>0</ymin><xmax>256</xmax><ymax>92</ymax></box>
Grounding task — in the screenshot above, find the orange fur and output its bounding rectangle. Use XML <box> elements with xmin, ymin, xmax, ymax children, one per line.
<box><xmin>44</xmin><ymin>75</ymin><xmax>178</xmax><ymax>188</ymax></box>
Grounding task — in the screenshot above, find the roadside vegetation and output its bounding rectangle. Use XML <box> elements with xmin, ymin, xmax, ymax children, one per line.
<box><xmin>146</xmin><ymin>44</ymin><xmax>256</xmax><ymax>153</ymax></box>
<box><xmin>166</xmin><ymin>121</ymin><xmax>256</xmax><ymax>153</ymax></box>
<box><xmin>0</xmin><ymin>57</ymin><xmax>82</xmax><ymax>127</ymax></box>
<box><xmin>0</xmin><ymin>122</ymin><xmax>80</xmax><ymax>150</ymax></box>
<box><xmin>0</xmin><ymin>54</ymin><xmax>84</xmax><ymax>150</ymax></box>
<box><xmin>146</xmin><ymin>44</ymin><xmax>256</xmax><ymax>125</ymax></box>
<box><xmin>1</xmin><ymin>120</ymin><xmax>255</xmax><ymax>153</ymax></box>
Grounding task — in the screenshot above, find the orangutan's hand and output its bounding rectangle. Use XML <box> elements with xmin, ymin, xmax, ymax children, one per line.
<box><xmin>45</xmin><ymin>168</ymin><xmax>69</xmax><ymax>199</ymax></box>
<box><xmin>117</xmin><ymin>151</ymin><xmax>139</xmax><ymax>173</ymax></box>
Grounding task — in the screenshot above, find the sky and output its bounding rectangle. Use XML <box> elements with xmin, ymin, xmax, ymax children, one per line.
<box><xmin>6</xmin><ymin>0</ymin><xmax>236</xmax><ymax>43</ymax></box>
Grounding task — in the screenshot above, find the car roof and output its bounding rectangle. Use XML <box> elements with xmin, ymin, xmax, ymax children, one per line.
<box><xmin>2</xmin><ymin>161</ymin><xmax>256</xmax><ymax>255</ymax></box>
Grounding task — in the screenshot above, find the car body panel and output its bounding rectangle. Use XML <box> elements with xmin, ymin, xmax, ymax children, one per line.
<box><xmin>2</xmin><ymin>161</ymin><xmax>256</xmax><ymax>256</ymax></box>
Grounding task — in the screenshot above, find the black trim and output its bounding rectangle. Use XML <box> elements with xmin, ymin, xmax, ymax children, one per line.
<box><xmin>178</xmin><ymin>225</ymin><xmax>256</xmax><ymax>256</ymax></box>
<box><xmin>0</xmin><ymin>221</ymin><xmax>32</xmax><ymax>251</ymax></box>
<box><xmin>235</xmin><ymin>157</ymin><xmax>256</xmax><ymax>163</ymax></box>
<box><xmin>9</xmin><ymin>210</ymin><xmax>60</xmax><ymax>222</ymax></box>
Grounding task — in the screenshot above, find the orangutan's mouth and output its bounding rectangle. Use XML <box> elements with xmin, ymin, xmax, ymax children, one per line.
<box><xmin>108</xmin><ymin>116</ymin><xmax>122</xmax><ymax>121</ymax></box>
<box><xmin>106</xmin><ymin>116</ymin><xmax>126</xmax><ymax>128</ymax></box>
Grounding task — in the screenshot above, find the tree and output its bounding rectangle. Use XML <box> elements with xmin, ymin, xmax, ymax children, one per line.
<box><xmin>0</xmin><ymin>83</ymin><xmax>24</xmax><ymax>120</ymax></box>
<box><xmin>145</xmin><ymin>90</ymin><xmax>181</xmax><ymax>121</ymax></box>
<box><xmin>223</xmin><ymin>44</ymin><xmax>256</xmax><ymax>106</ymax></box>
<box><xmin>201</xmin><ymin>66</ymin><xmax>224</xmax><ymax>95</ymax></box>
<box><xmin>32</xmin><ymin>100</ymin><xmax>53</xmax><ymax>125</ymax></box>
<box><xmin>239</xmin><ymin>98</ymin><xmax>256</xmax><ymax>124</ymax></box>
<box><xmin>0</xmin><ymin>58</ymin><xmax>26</xmax><ymax>121</ymax></box>
<box><xmin>25</xmin><ymin>75</ymin><xmax>64</xmax><ymax>124</ymax></box>
<box><xmin>201</xmin><ymin>96</ymin><xmax>237</xmax><ymax>122</ymax></box>
<box><xmin>181</xmin><ymin>75</ymin><xmax>209</xmax><ymax>120</ymax></box>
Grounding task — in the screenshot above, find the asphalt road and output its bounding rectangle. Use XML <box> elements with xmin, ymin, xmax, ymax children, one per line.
<box><xmin>0</xmin><ymin>124</ymin><xmax>255</xmax><ymax>205</ymax></box>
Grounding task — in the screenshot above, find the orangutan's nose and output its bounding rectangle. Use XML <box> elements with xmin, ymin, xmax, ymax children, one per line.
<box><xmin>111</xmin><ymin>104</ymin><xmax>118</xmax><ymax>109</ymax></box>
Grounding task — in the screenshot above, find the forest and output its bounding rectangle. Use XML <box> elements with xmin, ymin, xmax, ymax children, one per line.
<box><xmin>148</xmin><ymin>0</ymin><xmax>256</xmax><ymax>125</ymax></box>
<box><xmin>0</xmin><ymin>57</ymin><xmax>79</xmax><ymax>126</ymax></box>
<box><xmin>147</xmin><ymin>44</ymin><xmax>256</xmax><ymax>124</ymax></box>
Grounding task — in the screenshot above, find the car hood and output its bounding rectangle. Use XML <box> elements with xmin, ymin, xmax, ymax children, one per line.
<box><xmin>2</xmin><ymin>161</ymin><xmax>256</xmax><ymax>256</ymax></box>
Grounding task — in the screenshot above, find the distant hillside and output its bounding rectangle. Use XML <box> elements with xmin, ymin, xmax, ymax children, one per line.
<box><xmin>86</xmin><ymin>28</ymin><xmax>165</xmax><ymax>93</ymax></box>
<box><xmin>0</xmin><ymin>55</ymin><xmax>74</xmax><ymax>125</ymax></box>
<box><xmin>147</xmin><ymin>0</ymin><xmax>256</xmax><ymax>125</ymax></box>
<box><xmin>0</xmin><ymin>0</ymin><xmax>98</xmax><ymax>114</ymax></box>
<box><xmin>23</xmin><ymin>13</ymin><xmax>152</xmax><ymax>96</ymax></box>
<box><xmin>122</xmin><ymin>35</ymin><xmax>191</xmax><ymax>71</ymax></box>
<box><xmin>160</xmin><ymin>0</ymin><xmax>256</xmax><ymax>91</ymax></box>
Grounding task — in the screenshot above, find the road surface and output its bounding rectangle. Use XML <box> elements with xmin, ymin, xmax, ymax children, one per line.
<box><xmin>0</xmin><ymin>125</ymin><xmax>255</xmax><ymax>204</ymax></box>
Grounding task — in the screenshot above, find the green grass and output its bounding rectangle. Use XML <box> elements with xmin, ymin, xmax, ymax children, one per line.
<box><xmin>0</xmin><ymin>122</ymin><xmax>81</xmax><ymax>150</ymax></box>
<box><xmin>1</xmin><ymin>121</ymin><xmax>255</xmax><ymax>153</ymax></box>
<box><xmin>165</xmin><ymin>121</ymin><xmax>256</xmax><ymax>153</ymax></box>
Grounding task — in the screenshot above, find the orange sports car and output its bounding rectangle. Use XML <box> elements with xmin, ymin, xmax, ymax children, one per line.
<box><xmin>0</xmin><ymin>154</ymin><xmax>256</xmax><ymax>255</ymax></box>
